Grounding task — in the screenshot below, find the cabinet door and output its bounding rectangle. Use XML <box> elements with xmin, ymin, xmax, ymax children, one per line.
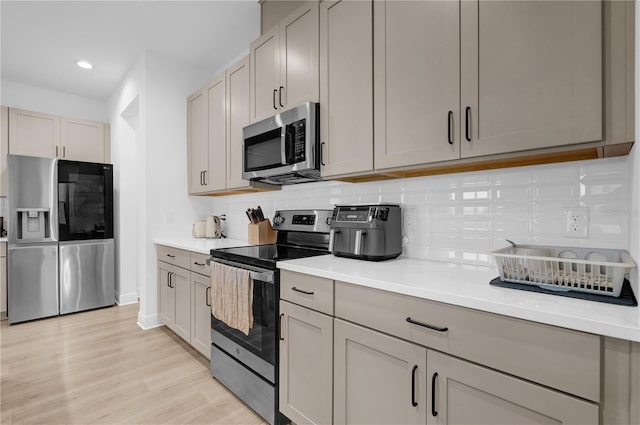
<box><xmin>374</xmin><ymin>0</ymin><xmax>459</xmax><ymax>170</ymax></box>
<box><xmin>320</xmin><ymin>0</ymin><xmax>373</xmax><ymax>178</ymax></box>
<box><xmin>226</xmin><ymin>56</ymin><xmax>252</xmax><ymax>190</ymax></box>
<box><xmin>60</xmin><ymin>118</ymin><xmax>105</xmax><ymax>163</ymax></box>
<box><xmin>1</xmin><ymin>106</ymin><xmax>7</xmax><ymax>197</ymax></box>
<box><xmin>206</xmin><ymin>73</ymin><xmax>226</xmax><ymax>191</ymax></box>
<box><xmin>191</xmin><ymin>272</ymin><xmax>211</xmax><ymax>359</ymax></box>
<box><xmin>334</xmin><ymin>318</ymin><xmax>426</xmax><ymax>425</ymax></box>
<box><xmin>279</xmin><ymin>301</ymin><xmax>333</xmax><ymax>425</ymax></box>
<box><xmin>250</xmin><ymin>26</ymin><xmax>280</xmax><ymax>123</ymax></box>
<box><xmin>280</xmin><ymin>1</ymin><xmax>319</xmax><ymax>110</ymax></box>
<box><xmin>172</xmin><ymin>265</ymin><xmax>191</xmax><ymax>342</ymax></box>
<box><xmin>158</xmin><ymin>262</ymin><xmax>175</xmax><ymax>326</ymax></box>
<box><xmin>427</xmin><ymin>350</ymin><xmax>598</xmax><ymax>425</ymax></box>
<box><xmin>187</xmin><ymin>89</ymin><xmax>208</xmax><ymax>194</ymax></box>
<box><xmin>8</xmin><ymin>108</ymin><xmax>60</xmax><ymax>158</ymax></box>
<box><xmin>460</xmin><ymin>0</ymin><xmax>602</xmax><ymax>158</ymax></box>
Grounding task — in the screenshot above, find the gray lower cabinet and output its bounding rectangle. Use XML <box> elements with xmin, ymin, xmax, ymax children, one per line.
<box><xmin>334</xmin><ymin>318</ymin><xmax>427</xmax><ymax>425</ymax></box>
<box><xmin>157</xmin><ymin>260</ymin><xmax>191</xmax><ymax>342</ymax></box>
<box><xmin>427</xmin><ymin>349</ymin><xmax>599</xmax><ymax>425</ymax></box>
<box><xmin>279</xmin><ymin>300</ymin><xmax>333</xmax><ymax>425</ymax></box>
<box><xmin>191</xmin><ymin>271</ymin><xmax>211</xmax><ymax>359</ymax></box>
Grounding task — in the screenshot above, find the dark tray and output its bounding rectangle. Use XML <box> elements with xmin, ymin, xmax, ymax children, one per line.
<box><xmin>490</xmin><ymin>277</ymin><xmax>637</xmax><ymax>307</ymax></box>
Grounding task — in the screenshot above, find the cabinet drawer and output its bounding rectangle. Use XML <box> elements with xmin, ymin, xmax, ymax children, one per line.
<box><xmin>281</xmin><ymin>270</ymin><xmax>334</xmax><ymax>315</ymax></box>
<box><xmin>335</xmin><ymin>281</ymin><xmax>601</xmax><ymax>402</ymax></box>
<box><xmin>0</xmin><ymin>243</ymin><xmax>5</xmax><ymax>258</ymax></box>
<box><xmin>190</xmin><ymin>252</ymin><xmax>210</xmax><ymax>275</ymax></box>
<box><xmin>156</xmin><ymin>245</ymin><xmax>190</xmax><ymax>269</ymax></box>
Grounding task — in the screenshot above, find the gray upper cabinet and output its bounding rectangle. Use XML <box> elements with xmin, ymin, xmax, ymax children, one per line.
<box><xmin>8</xmin><ymin>108</ymin><xmax>108</xmax><ymax>163</ymax></box>
<box><xmin>460</xmin><ymin>0</ymin><xmax>602</xmax><ymax>158</ymax></box>
<box><xmin>319</xmin><ymin>0</ymin><xmax>373</xmax><ymax>178</ymax></box>
<box><xmin>226</xmin><ymin>56</ymin><xmax>252</xmax><ymax>190</ymax></box>
<box><xmin>427</xmin><ymin>350</ymin><xmax>599</xmax><ymax>425</ymax></box>
<box><xmin>206</xmin><ymin>74</ymin><xmax>227</xmax><ymax>191</ymax></box>
<box><xmin>8</xmin><ymin>108</ymin><xmax>60</xmax><ymax>159</ymax></box>
<box><xmin>1</xmin><ymin>106</ymin><xmax>7</xmax><ymax>197</ymax></box>
<box><xmin>187</xmin><ymin>89</ymin><xmax>208</xmax><ymax>195</ymax></box>
<box><xmin>60</xmin><ymin>118</ymin><xmax>105</xmax><ymax>163</ymax></box>
<box><xmin>250</xmin><ymin>1</ymin><xmax>319</xmax><ymax>123</ymax></box>
<box><xmin>374</xmin><ymin>0</ymin><xmax>460</xmax><ymax>170</ymax></box>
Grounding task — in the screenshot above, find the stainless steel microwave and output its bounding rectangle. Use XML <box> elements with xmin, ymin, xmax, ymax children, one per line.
<box><xmin>242</xmin><ymin>102</ymin><xmax>320</xmax><ymax>185</ymax></box>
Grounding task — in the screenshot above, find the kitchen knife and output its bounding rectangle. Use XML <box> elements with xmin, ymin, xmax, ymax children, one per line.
<box><xmin>246</xmin><ymin>209</ymin><xmax>254</xmax><ymax>223</ymax></box>
<box><xmin>256</xmin><ymin>206</ymin><xmax>265</xmax><ymax>222</ymax></box>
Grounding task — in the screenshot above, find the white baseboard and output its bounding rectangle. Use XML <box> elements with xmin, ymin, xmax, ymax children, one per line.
<box><xmin>115</xmin><ymin>291</ymin><xmax>139</xmax><ymax>306</ymax></box>
<box><xmin>137</xmin><ymin>311</ymin><xmax>163</xmax><ymax>330</ymax></box>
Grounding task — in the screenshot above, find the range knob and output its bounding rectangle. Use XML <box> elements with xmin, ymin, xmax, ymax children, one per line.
<box><xmin>273</xmin><ymin>214</ymin><xmax>285</xmax><ymax>225</ymax></box>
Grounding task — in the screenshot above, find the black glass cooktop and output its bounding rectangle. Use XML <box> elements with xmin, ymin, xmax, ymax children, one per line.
<box><xmin>211</xmin><ymin>244</ymin><xmax>329</xmax><ymax>269</ymax></box>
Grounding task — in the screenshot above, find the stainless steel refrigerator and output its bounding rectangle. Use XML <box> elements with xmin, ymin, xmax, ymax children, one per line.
<box><xmin>7</xmin><ymin>154</ymin><xmax>114</xmax><ymax>324</ymax></box>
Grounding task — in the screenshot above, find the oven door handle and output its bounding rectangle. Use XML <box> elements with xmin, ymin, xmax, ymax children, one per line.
<box><xmin>207</xmin><ymin>258</ymin><xmax>275</xmax><ymax>284</ymax></box>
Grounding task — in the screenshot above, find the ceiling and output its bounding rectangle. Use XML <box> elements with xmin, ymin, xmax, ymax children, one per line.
<box><xmin>1</xmin><ymin>1</ymin><xmax>260</xmax><ymax>101</ymax></box>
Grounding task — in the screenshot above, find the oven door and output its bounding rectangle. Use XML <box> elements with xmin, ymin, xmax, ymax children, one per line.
<box><xmin>210</xmin><ymin>258</ymin><xmax>278</xmax><ymax>383</ymax></box>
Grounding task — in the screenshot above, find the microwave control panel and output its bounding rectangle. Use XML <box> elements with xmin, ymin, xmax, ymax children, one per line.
<box><xmin>286</xmin><ymin>119</ymin><xmax>306</xmax><ymax>163</ymax></box>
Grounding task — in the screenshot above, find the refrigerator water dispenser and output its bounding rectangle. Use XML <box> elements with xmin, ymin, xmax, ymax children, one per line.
<box><xmin>17</xmin><ymin>208</ymin><xmax>49</xmax><ymax>240</ymax></box>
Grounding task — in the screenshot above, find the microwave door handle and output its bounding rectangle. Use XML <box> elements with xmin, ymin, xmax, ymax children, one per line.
<box><xmin>281</xmin><ymin>125</ymin><xmax>287</xmax><ymax>165</ymax></box>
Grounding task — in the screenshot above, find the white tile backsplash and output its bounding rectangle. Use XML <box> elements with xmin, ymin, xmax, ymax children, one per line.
<box><xmin>210</xmin><ymin>157</ymin><xmax>631</xmax><ymax>266</ymax></box>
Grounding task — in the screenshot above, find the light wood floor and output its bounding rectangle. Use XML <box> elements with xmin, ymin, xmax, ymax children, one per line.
<box><xmin>0</xmin><ymin>304</ymin><xmax>266</xmax><ymax>425</ymax></box>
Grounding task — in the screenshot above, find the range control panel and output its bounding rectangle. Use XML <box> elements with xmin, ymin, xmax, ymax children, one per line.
<box><xmin>292</xmin><ymin>215</ymin><xmax>316</xmax><ymax>226</ymax></box>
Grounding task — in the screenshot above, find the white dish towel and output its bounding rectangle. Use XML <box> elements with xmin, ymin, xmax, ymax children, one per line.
<box><xmin>210</xmin><ymin>262</ymin><xmax>254</xmax><ymax>336</ymax></box>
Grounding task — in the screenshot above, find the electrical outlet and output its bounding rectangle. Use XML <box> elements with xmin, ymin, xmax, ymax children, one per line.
<box><xmin>564</xmin><ymin>207</ymin><xmax>589</xmax><ymax>238</ymax></box>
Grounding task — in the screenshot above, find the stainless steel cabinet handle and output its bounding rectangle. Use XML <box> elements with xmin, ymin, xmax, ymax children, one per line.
<box><xmin>63</xmin><ymin>146</ymin><xmax>66</xmax><ymax>158</ymax></box>
<box><xmin>354</xmin><ymin>230</ymin><xmax>366</xmax><ymax>256</ymax></box>
<box><xmin>166</xmin><ymin>254</ymin><xmax>176</xmax><ymax>258</ymax></box>
<box><xmin>168</xmin><ymin>272</ymin><xmax>174</xmax><ymax>288</ymax></box>
<box><xmin>465</xmin><ymin>106</ymin><xmax>471</xmax><ymax>142</ymax></box>
<box><xmin>273</xmin><ymin>89</ymin><xmax>278</xmax><ymax>110</ymax></box>
<box><xmin>447</xmin><ymin>111</ymin><xmax>454</xmax><ymax>145</ymax></box>
<box><xmin>406</xmin><ymin>317</ymin><xmax>448</xmax><ymax>332</ymax></box>
<box><xmin>194</xmin><ymin>261</ymin><xmax>205</xmax><ymax>266</ymax></box>
<box><xmin>291</xmin><ymin>287</ymin><xmax>314</xmax><ymax>296</ymax></box>
<box><xmin>206</xmin><ymin>286</ymin><xmax>211</xmax><ymax>307</ymax></box>
<box><xmin>278</xmin><ymin>86</ymin><xmax>284</xmax><ymax>108</ymax></box>
<box><xmin>55</xmin><ymin>146</ymin><xmax>59</xmax><ymax>157</ymax></box>
<box><xmin>328</xmin><ymin>229</ymin><xmax>339</xmax><ymax>252</ymax></box>
<box><xmin>204</xmin><ymin>170</ymin><xmax>208</xmax><ymax>185</ymax></box>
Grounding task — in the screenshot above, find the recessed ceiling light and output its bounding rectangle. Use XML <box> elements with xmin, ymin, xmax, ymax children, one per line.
<box><xmin>75</xmin><ymin>60</ymin><xmax>93</xmax><ymax>70</ymax></box>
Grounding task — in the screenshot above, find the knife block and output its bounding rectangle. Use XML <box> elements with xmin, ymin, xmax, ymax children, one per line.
<box><xmin>248</xmin><ymin>219</ymin><xmax>278</xmax><ymax>245</ymax></box>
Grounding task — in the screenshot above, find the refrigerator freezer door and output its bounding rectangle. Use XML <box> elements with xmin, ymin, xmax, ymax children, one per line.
<box><xmin>59</xmin><ymin>239</ymin><xmax>115</xmax><ymax>315</ymax></box>
<box><xmin>8</xmin><ymin>243</ymin><xmax>59</xmax><ymax>324</ymax></box>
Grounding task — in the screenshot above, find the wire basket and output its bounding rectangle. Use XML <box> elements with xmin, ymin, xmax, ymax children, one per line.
<box><xmin>491</xmin><ymin>245</ymin><xmax>636</xmax><ymax>297</ymax></box>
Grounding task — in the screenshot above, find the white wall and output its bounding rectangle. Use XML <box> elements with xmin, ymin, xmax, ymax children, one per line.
<box><xmin>107</xmin><ymin>53</ymin><xmax>146</xmax><ymax>308</ymax></box>
<box><xmin>1</xmin><ymin>79</ymin><xmax>108</xmax><ymax>122</ymax></box>
<box><xmin>137</xmin><ymin>51</ymin><xmax>214</xmax><ymax>329</ymax></box>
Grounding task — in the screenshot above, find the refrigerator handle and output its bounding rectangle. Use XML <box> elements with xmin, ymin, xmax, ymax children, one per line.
<box><xmin>50</xmin><ymin>158</ymin><xmax>59</xmax><ymax>242</ymax></box>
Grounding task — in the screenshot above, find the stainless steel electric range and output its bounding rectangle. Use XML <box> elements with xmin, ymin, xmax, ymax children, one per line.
<box><xmin>208</xmin><ymin>209</ymin><xmax>332</xmax><ymax>425</ymax></box>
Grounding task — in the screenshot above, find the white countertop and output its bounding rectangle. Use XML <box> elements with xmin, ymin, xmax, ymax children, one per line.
<box><xmin>277</xmin><ymin>255</ymin><xmax>640</xmax><ymax>342</ymax></box>
<box><xmin>154</xmin><ymin>237</ymin><xmax>249</xmax><ymax>255</ymax></box>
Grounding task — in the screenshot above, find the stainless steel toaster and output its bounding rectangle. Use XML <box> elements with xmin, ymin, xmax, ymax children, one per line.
<box><xmin>329</xmin><ymin>204</ymin><xmax>402</xmax><ymax>261</ymax></box>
